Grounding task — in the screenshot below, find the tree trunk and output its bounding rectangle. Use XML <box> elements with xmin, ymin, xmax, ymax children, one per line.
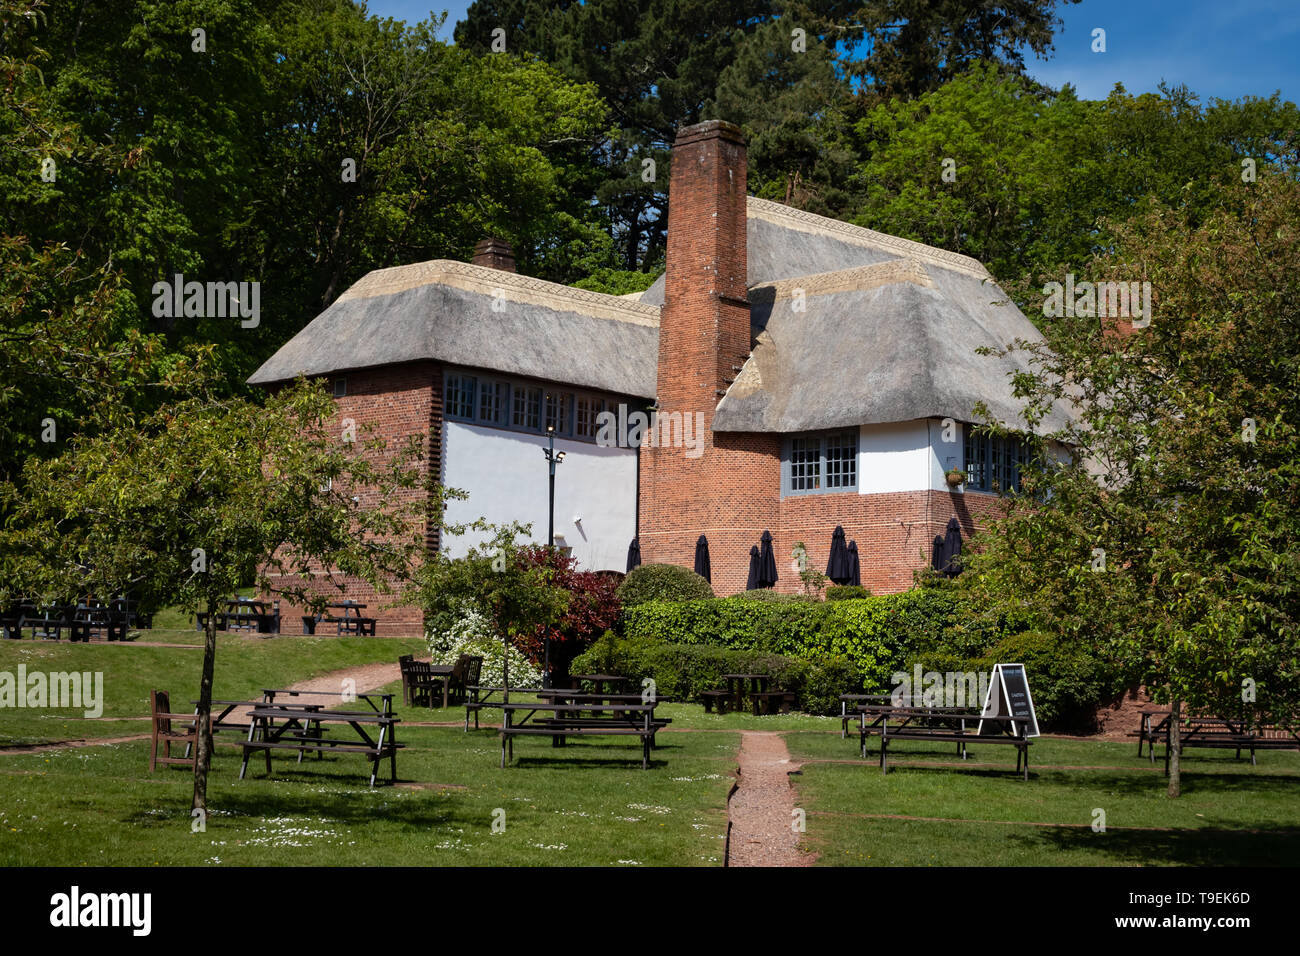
<box><xmin>191</xmin><ymin>597</ymin><xmax>218</xmax><ymax>812</ymax></box>
<box><xmin>1167</xmin><ymin>697</ymin><xmax>1182</xmax><ymax>797</ymax></box>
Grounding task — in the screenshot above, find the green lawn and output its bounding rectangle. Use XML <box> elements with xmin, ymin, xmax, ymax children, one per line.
<box><xmin>2</xmin><ymin>637</ymin><xmax>1297</xmax><ymax>866</ymax></box>
<box><xmin>787</xmin><ymin>730</ymin><xmax>1300</xmax><ymax>866</ymax></box>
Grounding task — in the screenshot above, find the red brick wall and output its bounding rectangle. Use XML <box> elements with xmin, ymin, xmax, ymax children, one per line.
<box><xmin>261</xmin><ymin>362</ymin><xmax>442</xmax><ymax>636</ymax></box>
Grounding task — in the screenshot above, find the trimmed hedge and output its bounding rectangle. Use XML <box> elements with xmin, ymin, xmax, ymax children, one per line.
<box><xmin>826</xmin><ymin>585</ymin><xmax>870</xmax><ymax>600</ymax></box>
<box><xmin>622</xmin><ymin>589</ymin><xmax>973</xmax><ymax>692</ymax></box>
<box><xmin>617</xmin><ymin>563</ymin><xmax>714</xmax><ymax>607</ymax></box>
<box><xmin>570</xmin><ymin>631</ymin><xmax>861</xmax><ymax>714</ymax></box>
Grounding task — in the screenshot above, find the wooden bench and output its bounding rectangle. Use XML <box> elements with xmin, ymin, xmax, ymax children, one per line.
<box><xmin>499</xmin><ymin>702</ymin><xmax>661</xmax><ymax>769</ymax></box>
<box><xmin>858</xmin><ymin>706</ymin><xmax>1033</xmax><ymax>779</ymax></box>
<box><xmin>463</xmin><ymin>685</ymin><xmax>544</xmax><ymax>730</ymax></box>
<box><xmin>238</xmin><ymin>704</ymin><xmax>402</xmax><ymax>787</ymax></box>
<box><xmin>1136</xmin><ymin>710</ymin><xmax>1300</xmax><ymax>773</ymax></box>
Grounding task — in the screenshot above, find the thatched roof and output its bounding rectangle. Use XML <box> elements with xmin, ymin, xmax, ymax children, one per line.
<box><xmin>250</xmin><ymin>198</ymin><xmax>1065</xmax><ymax>434</ymax></box>
<box><xmin>247</xmin><ymin>260</ymin><xmax>659</xmax><ymax>397</ymax></box>
<box><xmin>641</xmin><ymin>198</ymin><xmax>1067</xmax><ymax>434</ymax></box>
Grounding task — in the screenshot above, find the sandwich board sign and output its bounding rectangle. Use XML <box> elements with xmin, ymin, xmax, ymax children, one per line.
<box><xmin>978</xmin><ymin>663</ymin><xmax>1040</xmax><ymax>737</ymax></box>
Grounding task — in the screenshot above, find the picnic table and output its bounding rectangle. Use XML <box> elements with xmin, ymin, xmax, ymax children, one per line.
<box><xmin>701</xmin><ymin>674</ymin><xmax>791</xmax><ymax>715</ymax></box>
<box><xmin>301</xmin><ymin>601</ymin><xmax>376</xmax><ymax>636</ymax></box>
<box><xmin>463</xmin><ymin>685</ymin><xmax>544</xmax><ymax>730</ymax></box>
<box><xmin>239</xmin><ymin>702</ymin><xmax>402</xmax><ymax>787</ymax></box>
<box><xmin>852</xmin><ymin>703</ymin><xmax>1034</xmax><ymax>779</ymax></box>
<box><xmin>197</xmin><ymin>597</ymin><xmax>281</xmax><ymax>635</ymax></box>
<box><xmin>499</xmin><ymin>700</ymin><xmax>664</xmax><ymax>769</ymax></box>
<box><xmin>1135</xmin><ymin>708</ymin><xmax>1300</xmax><ymax>773</ymax></box>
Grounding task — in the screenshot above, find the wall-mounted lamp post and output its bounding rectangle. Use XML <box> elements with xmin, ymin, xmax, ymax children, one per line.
<box><xmin>541</xmin><ymin>424</ymin><xmax>565</xmax><ymax>687</ymax></box>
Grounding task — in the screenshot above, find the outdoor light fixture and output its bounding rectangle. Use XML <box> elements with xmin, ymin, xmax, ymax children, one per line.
<box><xmin>540</xmin><ymin>422</ymin><xmax>566</xmax><ymax>689</ymax></box>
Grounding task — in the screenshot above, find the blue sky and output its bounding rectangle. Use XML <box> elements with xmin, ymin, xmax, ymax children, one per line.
<box><xmin>364</xmin><ymin>0</ymin><xmax>1298</xmax><ymax>104</ymax></box>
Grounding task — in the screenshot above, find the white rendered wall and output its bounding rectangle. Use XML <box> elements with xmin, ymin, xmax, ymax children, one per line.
<box><xmin>857</xmin><ymin>419</ymin><xmax>955</xmax><ymax>494</ymax></box>
<box><xmin>441</xmin><ymin>421</ymin><xmax>638</xmax><ymax>571</ymax></box>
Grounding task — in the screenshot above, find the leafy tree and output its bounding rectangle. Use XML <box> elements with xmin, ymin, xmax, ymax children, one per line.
<box><xmin>849</xmin><ymin>66</ymin><xmax>1300</xmax><ymax>289</ymax></box>
<box><xmin>0</xmin><ymin>376</ymin><xmax>430</xmax><ymax>811</ymax></box>
<box><xmin>848</xmin><ymin>0</ymin><xmax>1080</xmax><ymax>100</ymax></box>
<box><xmin>413</xmin><ymin>524</ymin><xmax>570</xmax><ymax>696</ymax></box>
<box><xmin>961</xmin><ymin>174</ymin><xmax>1300</xmax><ymax>795</ymax></box>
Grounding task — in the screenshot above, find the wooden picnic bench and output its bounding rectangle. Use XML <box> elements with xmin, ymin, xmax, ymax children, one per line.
<box><xmin>839</xmin><ymin>694</ymin><xmax>896</xmax><ymax>737</ymax></box>
<box><xmin>499</xmin><ymin>701</ymin><xmax>662</xmax><ymax>769</ymax></box>
<box><xmin>855</xmin><ymin>705</ymin><xmax>1033</xmax><ymax>779</ymax></box>
<box><xmin>1134</xmin><ymin>709</ymin><xmax>1300</xmax><ymax>773</ymax></box>
<box><xmin>239</xmin><ymin>703</ymin><xmax>402</xmax><ymax>787</ymax></box>
<box><xmin>463</xmin><ymin>685</ymin><xmax>544</xmax><ymax>730</ymax></box>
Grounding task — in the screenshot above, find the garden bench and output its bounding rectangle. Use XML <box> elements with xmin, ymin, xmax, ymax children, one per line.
<box><xmin>750</xmin><ymin>690</ymin><xmax>796</xmax><ymax>715</ymax></box>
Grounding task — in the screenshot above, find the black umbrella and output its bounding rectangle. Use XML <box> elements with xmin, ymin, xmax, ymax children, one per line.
<box><xmin>694</xmin><ymin>534</ymin><xmax>711</xmax><ymax>583</ymax></box>
<box><xmin>931</xmin><ymin>535</ymin><xmax>946</xmax><ymax>573</ymax></box>
<box><xmin>745</xmin><ymin>546</ymin><xmax>761</xmax><ymax>591</ymax></box>
<box><xmin>826</xmin><ymin>525</ymin><xmax>851</xmax><ymax>584</ymax></box>
<box><xmin>846</xmin><ymin>541</ymin><xmax>861</xmax><ymax>588</ymax></box>
<box><xmin>941</xmin><ymin>517</ymin><xmax>963</xmax><ymax>577</ymax></box>
<box><xmin>626</xmin><ymin>537</ymin><xmax>642</xmax><ymax>573</ymax></box>
<box><xmin>757</xmin><ymin>530</ymin><xmax>778</xmax><ymax>588</ymax></box>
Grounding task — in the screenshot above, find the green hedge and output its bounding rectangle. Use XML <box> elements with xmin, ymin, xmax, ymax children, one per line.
<box><xmin>570</xmin><ymin>631</ymin><xmax>860</xmax><ymax>714</ymax></box>
<box><xmin>622</xmin><ymin>589</ymin><xmax>973</xmax><ymax>692</ymax></box>
<box><xmin>617</xmin><ymin>563</ymin><xmax>714</xmax><ymax>607</ymax></box>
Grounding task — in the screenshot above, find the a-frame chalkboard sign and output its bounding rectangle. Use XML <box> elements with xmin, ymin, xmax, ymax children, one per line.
<box><xmin>977</xmin><ymin>663</ymin><xmax>1040</xmax><ymax>738</ymax></box>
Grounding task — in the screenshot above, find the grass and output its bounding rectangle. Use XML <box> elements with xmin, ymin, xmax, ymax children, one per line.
<box><xmin>2</xmin><ymin>636</ymin><xmax>1297</xmax><ymax>866</ymax></box>
<box><xmin>786</xmin><ymin>730</ymin><xmax>1300</xmax><ymax>866</ymax></box>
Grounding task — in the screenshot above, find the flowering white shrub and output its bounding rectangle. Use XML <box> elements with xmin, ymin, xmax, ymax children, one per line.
<box><xmin>426</xmin><ymin>605</ymin><xmax>543</xmax><ymax>688</ymax></box>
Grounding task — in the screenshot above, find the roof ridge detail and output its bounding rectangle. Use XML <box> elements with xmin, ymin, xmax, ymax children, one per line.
<box><xmin>750</xmin><ymin>259</ymin><xmax>934</xmax><ymax>301</ymax></box>
<box><xmin>746</xmin><ymin>197</ymin><xmax>989</xmax><ymax>279</ymax></box>
<box><xmin>336</xmin><ymin>259</ymin><xmax>661</xmax><ymax>327</ymax></box>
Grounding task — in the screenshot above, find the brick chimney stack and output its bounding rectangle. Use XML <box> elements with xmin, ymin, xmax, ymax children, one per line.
<box><xmin>638</xmin><ymin>120</ymin><xmax>781</xmax><ymax>592</ymax></box>
<box><xmin>471</xmin><ymin>238</ymin><xmax>516</xmax><ymax>272</ymax></box>
<box><xmin>658</xmin><ymin>120</ymin><xmax>751</xmax><ymax>407</ymax></box>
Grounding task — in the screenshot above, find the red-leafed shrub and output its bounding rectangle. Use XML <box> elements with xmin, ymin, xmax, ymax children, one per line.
<box><xmin>516</xmin><ymin>546</ymin><xmax>622</xmax><ymax>679</ymax></box>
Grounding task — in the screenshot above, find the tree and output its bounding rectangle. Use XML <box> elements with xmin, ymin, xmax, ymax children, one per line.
<box><xmin>414</xmin><ymin>525</ymin><xmax>570</xmax><ymax>698</ymax></box>
<box><xmin>515</xmin><ymin>545</ymin><xmax>622</xmax><ymax>683</ymax></box>
<box><xmin>0</xmin><ymin>376</ymin><xmax>430</xmax><ymax>811</ymax></box>
<box><xmin>961</xmin><ymin>174</ymin><xmax>1300</xmax><ymax>796</ymax></box>
<box><xmin>849</xmin><ymin>0</ymin><xmax>1080</xmax><ymax>100</ymax></box>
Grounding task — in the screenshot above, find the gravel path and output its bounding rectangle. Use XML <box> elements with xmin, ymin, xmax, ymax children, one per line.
<box><xmin>727</xmin><ymin>731</ymin><xmax>815</xmax><ymax>867</ymax></box>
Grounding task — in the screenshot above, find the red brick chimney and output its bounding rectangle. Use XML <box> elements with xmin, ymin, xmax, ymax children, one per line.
<box><xmin>659</xmin><ymin>120</ymin><xmax>751</xmax><ymax>406</ymax></box>
<box><xmin>471</xmin><ymin>238</ymin><xmax>516</xmax><ymax>272</ymax></box>
<box><xmin>638</xmin><ymin>120</ymin><xmax>781</xmax><ymax>593</ymax></box>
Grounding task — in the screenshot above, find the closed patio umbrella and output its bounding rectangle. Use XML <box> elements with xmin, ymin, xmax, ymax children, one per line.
<box><xmin>757</xmin><ymin>530</ymin><xmax>778</xmax><ymax>588</ymax></box>
<box><xmin>941</xmin><ymin>517</ymin><xmax>963</xmax><ymax>577</ymax></box>
<box><xmin>694</xmin><ymin>534</ymin><xmax>712</xmax><ymax>583</ymax></box>
<box><xmin>626</xmin><ymin>537</ymin><xmax>642</xmax><ymax>573</ymax></box>
<box><xmin>826</xmin><ymin>525</ymin><xmax>851</xmax><ymax>584</ymax></box>
<box><xmin>847</xmin><ymin>540</ymin><xmax>861</xmax><ymax>587</ymax></box>
<box><xmin>745</xmin><ymin>546</ymin><xmax>761</xmax><ymax>591</ymax></box>
<box><xmin>931</xmin><ymin>535</ymin><xmax>945</xmax><ymax>573</ymax></box>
